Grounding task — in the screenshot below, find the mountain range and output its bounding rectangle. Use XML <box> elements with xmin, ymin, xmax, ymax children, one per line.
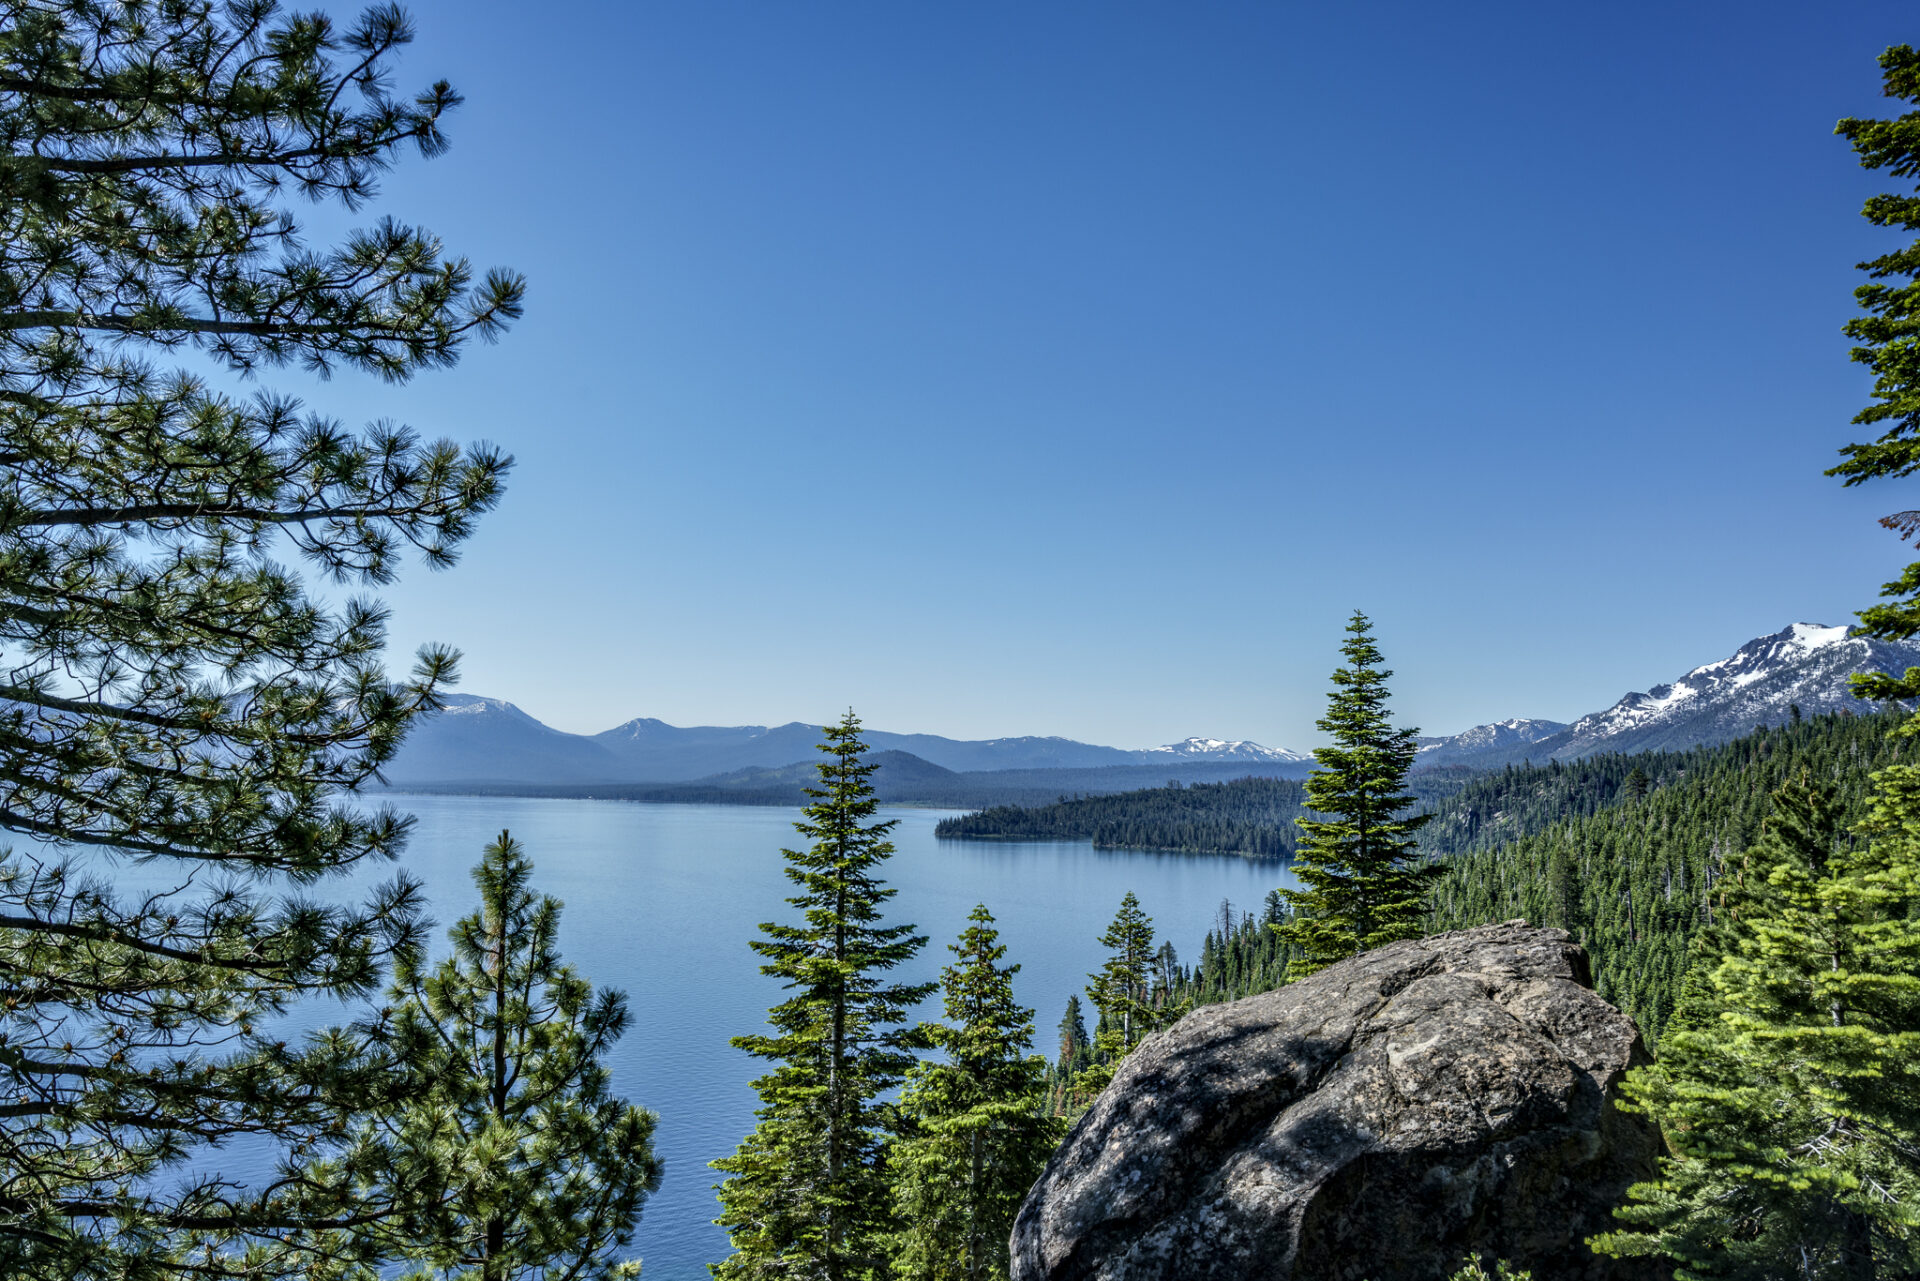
<box><xmin>383</xmin><ymin>702</ymin><xmax>1311</xmax><ymax>787</ymax></box>
<box><xmin>1413</xmin><ymin>623</ymin><xmax>1919</xmax><ymax>769</ymax></box>
<box><xmin>379</xmin><ymin>622</ymin><xmax>1920</xmax><ymax>794</ymax></box>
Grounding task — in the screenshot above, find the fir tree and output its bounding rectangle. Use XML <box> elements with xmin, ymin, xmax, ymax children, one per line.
<box><xmin>1578</xmin><ymin>50</ymin><xmax>1920</xmax><ymax>1276</ymax></box>
<box><xmin>1278</xmin><ymin>612</ymin><xmax>1437</xmax><ymax>976</ymax></box>
<box><xmin>889</xmin><ymin>905</ymin><xmax>1063</xmax><ymax>1281</ymax></box>
<box><xmin>357</xmin><ymin>832</ymin><xmax>660</xmax><ymax>1281</ymax></box>
<box><xmin>712</xmin><ymin>713</ymin><xmax>934</xmax><ymax>1281</ymax></box>
<box><xmin>0</xmin><ymin>5</ymin><xmax>520</xmax><ymax>1274</ymax></box>
<box><xmin>1055</xmin><ymin>995</ymin><xmax>1090</xmax><ymax>1072</ymax></box>
<box><xmin>1832</xmin><ymin>45</ymin><xmax>1920</xmax><ymax>680</ymax></box>
<box><xmin>1262</xmin><ymin>889</ymin><xmax>1289</xmax><ymax>927</ymax></box>
<box><xmin>1545</xmin><ymin>843</ymin><xmax>1580</xmax><ymax>937</ymax></box>
<box><xmin>1427</xmin><ymin>710</ymin><xmax>1918</xmax><ymax>1049</ymax></box>
<box><xmin>1078</xmin><ymin>891</ymin><xmax>1158</xmax><ymax>1094</ymax></box>
<box><xmin>1591</xmin><ymin>774</ymin><xmax>1920</xmax><ymax>1277</ymax></box>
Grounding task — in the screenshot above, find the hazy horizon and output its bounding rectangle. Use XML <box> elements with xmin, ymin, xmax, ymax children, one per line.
<box><xmin>272</xmin><ymin>1</ymin><xmax>1920</xmax><ymax>748</ymax></box>
<box><xmin>439</xmin><ymin>612</ymin><xmax>1847</xmax><ymax>752</ymax></box>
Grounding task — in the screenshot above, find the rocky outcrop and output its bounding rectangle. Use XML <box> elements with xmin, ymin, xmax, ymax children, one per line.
<box><xmin>1010</xmin><ymin>923</ymin><xmax>1664</xmax><ymax>1281</ymax></box>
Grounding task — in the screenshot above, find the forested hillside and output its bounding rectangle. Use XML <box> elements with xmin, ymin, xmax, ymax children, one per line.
<box><xmin>1417</xmin><ymin>724</ymin><xmax>1895</xmax><ymax>858</ymax></box>
<box><xmin>1013</xmin><ymin>712</ymin><xmax>1917</xmax><ymax>1051</ymax></box>
<box><xmin>933</xmin><ymin>771</ymin><xmax>1480</xmax><ymax>856</ymax></box>
<box><xmin>1431</xmin><ymin>710</ymin><xmax>1916</xmax><ymax>1046</ymax></box>
<box><xmin>935</xmin><ymin>778</ymin><xmax>1308</xmax><ymax>856</ymax></box>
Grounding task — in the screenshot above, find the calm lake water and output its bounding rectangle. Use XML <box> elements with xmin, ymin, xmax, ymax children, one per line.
<box><xmin>124</xmin><ymin>795</ymin><xmax>1298</xmax><ymax>1280</ymax></box>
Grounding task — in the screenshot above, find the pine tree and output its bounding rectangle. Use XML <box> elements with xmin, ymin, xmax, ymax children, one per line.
<box><xmin>712</xmin><ymin>713</ymin><xmax>934</xmax><ymax>1281</ymax></box>
<box><xmin>1262</xmin><ymin>889</ymin><xmax>1289</xmax><ymax>927</ymax></box>
<box><xmin>1077</xmin><ymin>891</ymin><xmax>1158</xmax><ymax>1094</ymax></box>
<box><xmin>1278</xmin><ymin>612</ymin><xmax>1437</xmax><ymax>976</ymax></box>
<box><xmin>0</xmin><ymin>5</ymin><xmax>521</xmax><ymax>1274</ymax></box>
<box><xmin>1055</xmin><ymin>995</ymin><xmax>1090</xmax><ymax>1072</ymax></box>
<box><xmin>1582</xmin><ymin>50</ymin><xmax>1920</xmax><ymax>1276</ymax></box>
<box><xmin>1591</xmin><ymin>774</ymin><xmax>1920</xmax><ymax>1277</ymax></box>
<box><xmin>1832</xmin><ymin>46</ymin><xmax>1920</xmax><ymax>679</ymax></box>
<box><xmin>1545</xmin><ymin>843</ymin><xmax>1581</xmax><ymax>936</ymax></box>
<box><xmin>355</xmin><ymin>832</ymin><xmax>661</xmax><ymax>1281</ymax></box>
<box><xmin>889</xmin><ymin>905</ymin><xmax>1063</xmax><ymax>1281</ymax></box>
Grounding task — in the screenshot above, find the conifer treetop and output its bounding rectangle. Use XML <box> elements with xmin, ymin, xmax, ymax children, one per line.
<box><xmin>358</xmin><ymin>831</ymin><xmax>660</xmax><ymax>1281</ymax></box>
<box><xmin>713</xmin><ymin>711</ymin><xmax>933</xmax><ymax>1281</ymax></box>
<box><xmin>1592</xmin><ymin>773</ymin><xmax>1920</xmax><ymax>1275</ymax></box>
<box><xmin>1832</xmin><ymin>46</ymin><xmax>1920</xmax><ymax>691</ymax></box>
<box><xmin>1278</xmin><ymin>611</ymin><xmax>1437</xmax><ymax>975</ymax></box>
<box><xmin>890</xmin><ymin>904</ymin><xmax>1061</xmax><ymax>1281</ymax></box>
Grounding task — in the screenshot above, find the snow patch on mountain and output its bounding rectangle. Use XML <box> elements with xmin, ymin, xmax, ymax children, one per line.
<box><xmin>1415</xmin><ymin>717</ymin><xmax>1567</xmax><ymax>767</ymax></box>
<box><xmin>1414</xmin><ymin>623</ymin><xmax>1920</xmax><ymax>770</ymax></box>
<box><xmin>1143</xmin><ymin>737</ymin><xmax>1313</xmax><ymax>763</ymax></box>
<box><xmin>1548</xmin><ymin>623</ymin><xmax>1891</xmax><ymax>755</ymax></box>
<box><xmin>438</xmin><ymin>694</ymin><xmax>561</xmax><ymax>729</ymax></box>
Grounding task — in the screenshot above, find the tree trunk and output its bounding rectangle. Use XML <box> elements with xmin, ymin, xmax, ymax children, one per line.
<box><xmin>827</xmin><ymin>814</ymin><xmax>848</xmax><ymax>1281</ymax></box>
<box><xmin>967</xmin><ymin>1126</ymin><xmax>983</xmax><ymax>1281</ymax></box>
<box><xmin>487</xmin><ymin>902</ymin><xmax>509</xmax><ymax>1281</ymax></box>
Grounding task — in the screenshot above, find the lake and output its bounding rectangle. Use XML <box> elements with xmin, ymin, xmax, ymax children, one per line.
<box><xmin>143</xmin><ymin>794</ymin><xmax>1299</xmax><ymax>1280</ymax></box>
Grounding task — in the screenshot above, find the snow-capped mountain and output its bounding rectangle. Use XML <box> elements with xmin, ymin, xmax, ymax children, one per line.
<box><xmin>1531</xmin><ymin>622</ymin><xmax>1915</xmax><ymax>759</ymax></box>
<box><xmin>1144</xmin><ymin>737</ymin><xmax>1313</xmax><ymax>764</ymax></box>
<box><xmin>1414</xmin><ymin>718</ymin><xmax>1568</xmax><ymax>770</ymax></box>
<box><xmin>389</xmin><ymin>622</ymin><xmax>1902</xmax><ymax>789</ymax></box>
<box><xmin>1415</xmin><ymin>623</ymin><xmax>1920</xmax><ymax>770</ymax></box>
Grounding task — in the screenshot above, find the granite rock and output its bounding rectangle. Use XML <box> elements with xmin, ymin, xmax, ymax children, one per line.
<box><xmin>1010</xmin><ymin>923</ymin><xmax>1665</xmax><ymax>1281</ymax></box>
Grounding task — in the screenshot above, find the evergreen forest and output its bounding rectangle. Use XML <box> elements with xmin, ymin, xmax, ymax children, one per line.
<box><xmin>932</xmin><ymin>771</ymin><xmax>1475</xmax><ymax>857</ymax></box>
<box><xmin>5</xmin><ymin>2</ymin><xmax>1920</xmax><ymax>1278</ymax></box>
<box><xmin>971</xmin><ymin>710</ymin><xmax>1917</xmax><ymax>1051</ymax></box>
<box><xmin>1430</xmin><ymin>712</ymin><xmax>1918</xmax><ymax>1046</ymax></box>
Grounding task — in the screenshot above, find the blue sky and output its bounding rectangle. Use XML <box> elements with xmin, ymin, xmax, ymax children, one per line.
<box><xmin>291</xmin><ymin>1</ymin><xmax>1920</xmax><ymax>750</ymax></box>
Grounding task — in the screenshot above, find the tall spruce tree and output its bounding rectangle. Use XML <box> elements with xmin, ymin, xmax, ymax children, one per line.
<box><xmin>889</xmin><ymin>905</ymin><xmax>1062</xmax><ymax>1281</ymax></box>
<box><xmin>352</xmin><ymin>832</ymin><xmax>660</xmax><ymax>1281</ymax></box>
<box><xmin>1833</xmin><ymin>45</ymin><xmax>1920</xmax><ymax>678</ymax></box>
<box><xmin>0</xmin><ymin>5</ymin><xmax>520</xmax><ymax>1275</ymax></box>
<box><xmin>1602</xmin><ymin>60</ymin><xmax>1920</xmax><ymax>1275</ymax></box>
<box><xmin>1591</xmin><ymin>775</ymin><xmax>1920</xmax><ymax>1277</ymax></box>
<box><xmin>1055</xmin><ymin>995</ymin><xmax>1090</xmax><ymax>1072</ymax></box>
<box><xmin>712</xmin><ymin>713</ymin><xmax>934</xmax><ymax>1281</ymax></box>
<box><xmin>1076</xmin><ymin>891</ymin><xmax>1158</xmax><ymax>1094</ymax></box>
<box><xmin>1277</xmin><ymin>612</ymin><xmax>1436</xmax><ymax>976</ymax></box>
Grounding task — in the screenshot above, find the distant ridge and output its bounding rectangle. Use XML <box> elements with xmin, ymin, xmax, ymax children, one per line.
<box><xmin>1141</xmin><ymin>737</ymin><xmax>1311</xmax><ymax>764</ymax></box>
<box><xmin>1414</xmin><ymin>623</ymin><xmax>1920</xmax><ymax>770</ymax></box>
<box><xmin>1413</xmin><ymin>719</ymin><xmax>1568</xmax><ymax>771</ymax></box>
<box><xmin>384</xmin><ymin>699</ymin><xmax>1312</xmax><ymax>789</ymax></box>
<box><xmin>383</xmin><ymin>622</ymin><xmax>1920</xmax><ymax>795</ymax></box>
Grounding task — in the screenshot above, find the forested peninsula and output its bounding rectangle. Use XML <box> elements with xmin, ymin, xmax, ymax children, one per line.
<box><xmin>932</xmin><ymin>771</ymin><xmax>1475</xmax><ymax>856</ymax></box>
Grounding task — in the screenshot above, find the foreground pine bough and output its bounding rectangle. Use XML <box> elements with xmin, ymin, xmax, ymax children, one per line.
<box><xmin>0</xmin><ymin>2</ymin><xmax>522</xmax><ymax>1273</ymax></box>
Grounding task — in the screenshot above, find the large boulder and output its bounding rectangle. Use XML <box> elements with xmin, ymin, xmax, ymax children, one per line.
<box><xmin>1011</xmin><ymin>923</ymin><xmax>1665</xmax><ymax>1281</ymax></box>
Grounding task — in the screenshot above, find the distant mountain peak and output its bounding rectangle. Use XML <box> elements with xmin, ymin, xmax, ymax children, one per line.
<box><xmin>389</xmin><ymin>707</ymin><xmax>1316</xmax><ymax>786</ymax></box>
<box><xmin>1415</xmin><ymin>718</ymin><xmax>1566</xmax><ymax>762</ymax></box>
<box><xmin>435</xmin><ymin>694</ymin><xmax>570</xmax><ymax>733</ymax></box>
<box><xmin>440</xmin><ymin>693</ymin><xmax>526</xmax><ymax>715</ymax></box>
<box><xmin>1144</xmin><ymin>737</ymin><xmax>1312</xmax><ymax>763</ymax></box>
<box><xmin>595</xmin><ymin>716</ymin><xmax>777</xmax><ymax>743</ymax></box>
<box><xmin>1415</xmin><ymin>622</ymin><xmax>1914</xmax><ymax>770</ymax></box>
